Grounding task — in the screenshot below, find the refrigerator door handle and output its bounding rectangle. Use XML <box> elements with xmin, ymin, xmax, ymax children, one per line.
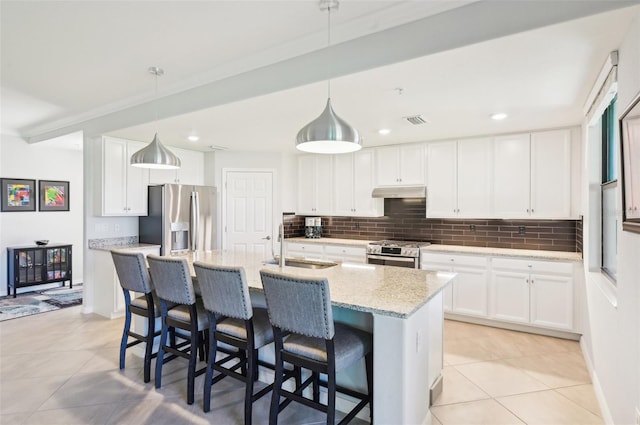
<box><xmin>191</xmin><ymin>191</ymin><xmax>200</xmax><ymax>251</ymax></box>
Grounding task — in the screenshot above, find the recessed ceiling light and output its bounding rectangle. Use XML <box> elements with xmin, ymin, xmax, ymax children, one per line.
<box><xmin>491</xmin><ymin>113</ymin><xmax>508</xmax><ymax>121</ymax></box>
<box><xmin>378</xmin><ymin>128</ymin><xmax>391</xmax><ymax>135</ymax></box>
<box><xmin>187</xmin><ymin>135</ymin><xmax>200</xmax><ymax>142</ymax></box>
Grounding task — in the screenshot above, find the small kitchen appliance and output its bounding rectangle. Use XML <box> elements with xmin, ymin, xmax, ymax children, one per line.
<box><xmin>366</xmin><ymin>240</ymin><xmax>431</xmax><ymax>268</ymax></box>
<box><xmin>305</xmin><ymin>217</ymin><xmax>322</xmax><ymax>239</ymax></box>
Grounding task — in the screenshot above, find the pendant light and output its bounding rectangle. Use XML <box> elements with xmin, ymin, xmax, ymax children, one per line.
<box><xmin>130</xmin><ymin>67</ymin><xmax>181</xmax><ymax>169</ymax></box>
<box><xmin>295</xmin><ymin>0</ymin><xmax>362</xmax><ymax>154</ymax></box>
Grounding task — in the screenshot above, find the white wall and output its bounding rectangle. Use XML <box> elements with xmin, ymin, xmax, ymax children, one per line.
<box><xmin>581</xmin><ymin>9</ymin><xmax>640</xmax><ymax>425</ymax></box>
<box><xmin>0</xmin><ymin>133</ymin><xmax>84</xmax><ymax>296</ymax></box>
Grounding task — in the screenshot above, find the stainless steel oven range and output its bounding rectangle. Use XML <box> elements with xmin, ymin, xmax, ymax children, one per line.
<box><xmin>366</xmin><ymin>240</ymin><xmax>431</xmax><ymax>268</ymax></box>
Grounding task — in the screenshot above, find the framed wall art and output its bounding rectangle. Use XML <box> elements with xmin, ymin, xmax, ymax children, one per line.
<box><xmin>619</xmin><ymin>90</ymin><xmax>640</xmax><ymax>234</ymax></box>
<box><xmin>39</xmin><ymin>180</ymin><xmax>70</xmax><ymax>212</ymax></box>
<box><xmin>1</xmin><ymin>178</ymin><xmax>37</xmax><ymax>212</ymax></box>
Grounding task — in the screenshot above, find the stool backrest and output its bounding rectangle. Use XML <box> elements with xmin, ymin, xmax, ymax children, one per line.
<box><xmin>260</xmin><ymin>270</ymin><xmax>334</xmax><ymax>340</ymax></box>
<box><xmin>111</xmin><ymin>250</ymin><xmax>152</xmax><ymax>294</ymax></box>
<box><xmin>147</xmin><ymin>254</ymin><xmax>196</xmax><ymax>305</ymax></box>
<box><xmin>194</xmin><ymin>263</ymin><xmax>252</xmax><ymax>320</ymax></box>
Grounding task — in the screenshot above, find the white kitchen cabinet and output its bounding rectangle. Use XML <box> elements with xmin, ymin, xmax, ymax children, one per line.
<box><xmin>421</xmin><ymin>253</ymin><xmax>488</xmax><ymax>317</ymax></box>
<box><xmin>375</xmin><ymin>144</ymin><xmax>425</xmax><ymax>186</ymax></box>
<box><xmin>323</xmin><ymin>245</ymin><xmax>366</xmax><ymax>263</ymax></box>
<box><xmin>490</xmin><ymin>257</ymin><xmax>573</xmax><ymax>331</ymax></box>
<box><xmin>149</xmin><ymin>147</ymin><xmax>204</xmax><ymax>186</ymax></box>
<box><xmin>426</xmin><ymin>138</ymin><xmax>492</xmax><ymax>218</ymax></box>
<box><xmin>530</xmin><ymin>129</ymin><xmax>571</xmax><ymax>218</ymax></box>
<box><xmin>286</xmin><ymin>241</ymin><xmax>366</xmax><ymax>264</ymax></box>
<box><xmin>334</xmin><ymin>150</ymin><xmax>383</xmax><ymax>217</ymax></box>
<box><xmin>426</xmin><ymin>141</ymin><xmax>457</xmax><ymax>218</ymax></box>
<box><xmin>99</xmin><ymin>136</ymin><xmax>149</xmax><ymax>216</ymax></box>
<box><xmin>285</xmin><ymin>241</ymin><xmax>324</xmax><ymax>260</ymax></box>
<box><xmin>492</xmin><ymin>133</ymin><xmax>531</xmax><ymax>218</ymax></box>
<box><xmin>93</xmin><ymin>245</ymin><xmax>160</xmax><ymax>319</ymax></box>
<box><xmin>297</xmin><ymin>155</ymin><xmax>333</xmax><ymax>215</ymax></box>
<box><xmin>493</xmin><ymin>130</ymin><xmax>571</xmax><ymax>219</ymax></box>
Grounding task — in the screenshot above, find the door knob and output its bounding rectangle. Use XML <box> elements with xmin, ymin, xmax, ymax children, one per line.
<box><xmin>262</xmin><ymin>236</ymin><xmax>271</xmax><ymax>240</ymax></box>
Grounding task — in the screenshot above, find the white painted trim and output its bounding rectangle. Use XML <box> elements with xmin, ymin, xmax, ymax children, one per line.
<box><xmin>585</xmin><ymin>270</ymin><xmax>618</xmax><ymax>308</ymax></box>
<box><xmin>580</xmin><ymin>336</ymin><xmax>615</xmax><ymax>425</ymax></box>
<box><xmin>583</xmin><ymin>51</ymin><xmax>618</xmax><ymax>117</ymax></box>
<box><xmin>221</xmin><ymin>168</ymin><xmax>277</xmax><ymax>252</ymax></box>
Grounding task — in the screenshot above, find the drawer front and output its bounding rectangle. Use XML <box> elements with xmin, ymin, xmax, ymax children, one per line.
<box><xmin>421</xmin><ymin>252</ymin><xmax>488</xmax><ymax>268</ymax></box>
<box><xmin>324</xmin><ymin>245</ymin><xmax>366</xmax><ymax>257</ymax></box>
<box><xmin>491</xmin><ymin>257</ymin><xmax>573</xmax><ymax>275</ymax></box>
<box><xmin>286</xmin><ymin>242</ymin><xmax>323</xmax><ymax>254</ymax></box>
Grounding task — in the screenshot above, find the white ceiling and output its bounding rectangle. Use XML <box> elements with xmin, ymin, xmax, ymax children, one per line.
<box><xmin>1</xmin><ymin>1</ymin><xmax>638</xmax><ymax>154</ymax></box>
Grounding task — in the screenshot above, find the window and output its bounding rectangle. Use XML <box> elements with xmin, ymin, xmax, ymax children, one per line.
<box><xmin>601</xmin><ymin>96</ymin><xmax>617</xmax><ymax>281</ymax></box>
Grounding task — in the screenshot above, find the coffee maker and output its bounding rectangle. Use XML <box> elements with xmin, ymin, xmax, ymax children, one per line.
<box><xmin>305</xmin><ymin>217</ymin><xmax>322</xmax><ymax>239</ymax></box>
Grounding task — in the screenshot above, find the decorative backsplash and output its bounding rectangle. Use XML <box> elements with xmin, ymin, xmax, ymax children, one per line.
<box><xmin>285</xmin><ymin>199</ymin><xmax>582</xmax><ymax>253</ymax></box>
<box><xmin>88</xmin><ymin>236</ymin><xmax>139</xmax><ymax>249</ymax></box>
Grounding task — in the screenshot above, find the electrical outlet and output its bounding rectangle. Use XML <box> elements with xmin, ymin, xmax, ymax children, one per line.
<box><xmin>518</xmin><ymin>226</ymin><xmax>526</xmax><ymax>235</ymax></box>
<box><xmin>355</xmin><ymin>222</ymin><xmax>360</xmax><ymax>229</ymax></box>
<box><xmin>469</xmin><ymin>224</ymin><xmax>476</xmax><ymax>232</ymax></box>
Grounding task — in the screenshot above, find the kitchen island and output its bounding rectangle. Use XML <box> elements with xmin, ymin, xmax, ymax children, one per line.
<box><xmin>184</xmin><ymin>250</ymin><xmax>455</xmax><ymax>424</ymax></box>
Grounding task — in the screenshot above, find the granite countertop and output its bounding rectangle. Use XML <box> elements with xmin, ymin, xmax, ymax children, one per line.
<box><xmin>88</xmin><ymin>237</ymin><xmax>161</xmax><ymax>252</ymax></box>
<box><xmin>179</xmin><ymin>250</ymin><xmax>454</xmax><ymax>319</ymax></box>
<box><xmin>422</xmin><ymin>244</ymin><xmax>582</xmax><ymax>261</ymax></box>
<box><xmin>285</xmin><ymin>237</ymin><xmax>373</xmax><ymax>247</ymax></box>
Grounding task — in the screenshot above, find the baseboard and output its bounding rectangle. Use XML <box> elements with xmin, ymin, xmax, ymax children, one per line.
<box><xmin>445</xmin><ymin>313</ymin><xmax>581</xmax><ymax>340</ymax></box>
<box><xmin>580</xmin><ymin>337</ymin><xmax>614</xmax><ymax>424</ymax></box>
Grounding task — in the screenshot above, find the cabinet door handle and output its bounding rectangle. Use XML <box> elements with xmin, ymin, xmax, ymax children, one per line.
<box><xmin>531</xmin><ymin>209</ymin><xmax>535</xmax><ymax>213</ymax></box>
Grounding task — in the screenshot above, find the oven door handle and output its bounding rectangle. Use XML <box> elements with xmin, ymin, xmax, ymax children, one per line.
<box><xmin>367</xmin><ymin>255</ymin><xmax>416</xmax><ymax>263</ymax></box>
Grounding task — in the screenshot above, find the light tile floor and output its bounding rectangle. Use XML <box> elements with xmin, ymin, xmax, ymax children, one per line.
<box><xmin>0</xmin><ymin>307</ymin><xmax>602</xmax><ymax>424</ymax></box>
<box><xmin>431</xmin><ymin>320</ymin><xmax>603</xmax><ymax>425</ymax></box>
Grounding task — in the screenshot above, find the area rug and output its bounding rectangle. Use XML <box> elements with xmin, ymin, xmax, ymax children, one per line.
<box><xmin>0</xmin><ymin>284</ymin><xmax>83</xmax><ymax>321</ymax></box>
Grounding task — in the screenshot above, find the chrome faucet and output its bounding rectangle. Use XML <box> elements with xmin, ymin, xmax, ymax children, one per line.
<box><xmin>279</xmin><ymin>212</ymin><xmax>295</xmax><ymax>268</ymax></box>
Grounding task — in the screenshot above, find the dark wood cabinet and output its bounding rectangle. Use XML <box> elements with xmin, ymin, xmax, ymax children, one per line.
<box><xmin>7</xmin><ymin>244</ymin><xmax>72</xmax><ymax>298</ymax></box>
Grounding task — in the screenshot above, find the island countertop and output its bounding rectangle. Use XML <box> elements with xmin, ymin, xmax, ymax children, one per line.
<box><xmin>181</xmin><ymin>250</ymin><xmax>454</xmax><ymax>319</ymax></box>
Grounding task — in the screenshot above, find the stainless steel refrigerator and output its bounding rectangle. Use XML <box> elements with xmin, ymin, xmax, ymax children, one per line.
<box><xmin>139</xmin><ymin>184</ymin><xmax>217</xmax><ymax>255</ymax></box>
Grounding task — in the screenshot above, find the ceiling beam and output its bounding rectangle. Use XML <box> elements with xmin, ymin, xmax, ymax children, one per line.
<box><xmin>25</xmin><ymin>0</ymin><xmax>638</xmax><ymax>143</ymax></box>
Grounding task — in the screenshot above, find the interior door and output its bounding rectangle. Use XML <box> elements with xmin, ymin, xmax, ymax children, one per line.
<box><xmin>224</xmin><ymin>171</ymin><xmax>273</xmax><ymax>256</ymax></box>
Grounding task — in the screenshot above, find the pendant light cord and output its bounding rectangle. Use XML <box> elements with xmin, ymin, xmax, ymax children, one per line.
<box><xmin>327</xmin><ymin>4</ymin><xmax>331</xmax><ymax>99</ymax></box>
<box><xmin>154</xmin><ymin>70</ymin><xmax>159</xmax><ymax>134</ymax></box>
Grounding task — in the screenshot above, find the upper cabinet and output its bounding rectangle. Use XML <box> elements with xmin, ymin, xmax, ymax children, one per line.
<box><xmin>530</xmin><ymin>129</ymin><xmax>571</xmax><ymax>218</ymax></box>
<box><xmin>297</xmin><ymin>155</ymin><xmax>334</xmax><ymax>215</ymax></box>
<box><xmin>493</xmin><ymin>129</ymin><xmax>571</xmax><ymax>219</ymax></box>
<box><xmin>426</xmin><ymin>138</ymin><xmax>492</xmax><ymax>218</ymax></box>
<box><xmin>492</xmin><ymin>133</ymin><xmax>532</xmax><ymax>218</ymax></box>
<box><xmin>149</xmin><ymin>147</ymin><xmax>204</xmax><ymax>186</ymax></box>
<box><xmin>334</xmin><ymin>150</ymin><xmax>383</xmax><ymax>217</ymax></box>
<box><xmin>97</xmin><ymin>136</ymin><xmax>149</xmax><ymax>216</ymax></box>
<box><xmin>375</xmin><ymin>144</ymin><xmax>425</xmax><ymax>186</ymax></box>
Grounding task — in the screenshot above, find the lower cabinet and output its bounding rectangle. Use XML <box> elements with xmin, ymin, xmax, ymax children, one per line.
<box><xmin>422</xmin><ymin>251</ymin><xmax>576</xmax><ymax>332</ymax></box>
<box><xmin>285</xmin><ymin>241</ymin><xmax>366</xmax><ymax>264</ymax></box>
<box><xmin>490</xmin><ymin>257</ymin><xmax>574</xmax><ymax>330</ymax></box>
<box><xmin>421</xmin><ymin>253</ymin><xmax>488</xmax><ymax>317</ymax></box>
<box><xmin>93</xmin><ymin>245</ymin><xmax>160</xmax><ymax>319</ymax></box>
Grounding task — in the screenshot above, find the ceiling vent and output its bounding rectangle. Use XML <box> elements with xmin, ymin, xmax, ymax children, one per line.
<box><xmin>405</xmin><ymin>115</ymin><xmax>429</xmax><ymax>125</ymax></box>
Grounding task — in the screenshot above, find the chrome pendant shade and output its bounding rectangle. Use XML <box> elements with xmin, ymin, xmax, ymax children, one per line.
<box><xmin>295</xmin><ymin>0</ymin><xmax>361</xmax><ymax>154</ymax></box>
<box><xmin>130</xmin><ymin>67</ymin><xmax>181</xmax><ymax>169</ymax></box>
<box><xmin>130</xmin><ymin>133</ymin><xmax>181</xmax><ymax>169</ymax></box>
<box><xmin>295</xmin><ymin>98</ymin><xmax>362</xmax><ymax>154</ymax></box>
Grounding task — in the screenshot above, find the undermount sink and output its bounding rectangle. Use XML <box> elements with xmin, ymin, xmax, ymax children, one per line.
<box><xmin>264</xmin><ymin>258</ymin><xmax>338</xmax><ymax>269</ymax></box>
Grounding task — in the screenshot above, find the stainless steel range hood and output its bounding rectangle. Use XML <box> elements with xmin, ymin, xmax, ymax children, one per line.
<box><xmin>371</xmin><ymin>185</ymin><xmax>426</xmax><ymax>199</ymax></box>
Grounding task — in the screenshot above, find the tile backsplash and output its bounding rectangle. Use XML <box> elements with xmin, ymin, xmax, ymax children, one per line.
<box><xmin>285</xmin><ymin>199</ymin><xmax>582</xmax><ymax>253</ymax></box>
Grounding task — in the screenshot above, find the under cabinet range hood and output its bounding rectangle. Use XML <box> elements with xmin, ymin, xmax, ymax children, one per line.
<box><xmin>371</xmin><ymin>186</ymin><xmax>426</xmax><ymax>199</ymax></box>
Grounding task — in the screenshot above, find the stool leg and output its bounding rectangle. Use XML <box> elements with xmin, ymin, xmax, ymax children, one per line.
<box><xmin>327</xmin><ymin>368</ymin><xmax>336</xmax><ymax>425</ymax></box>
<box><xmin>143</xmin><ymin>312</ymin><xmax>154</xmax><ymax>383</ymax></box>
<box><xmin>187</xmin><ymin>326</ymin><xmax>198</xmax><ymax>405</ymax></box>
<box><xmin>245</xmin><ymin>348</ymin><xmax>256</xmax><ymax>425</ymax></box>
<box><xmin>155</xmin><ymin>315</ymin><xmax>168</xmax><ymax>389</ymax></box>
<box><xmin>270</xmin><ymin>329</ymin><xmax>284</xmax><ymax>425</ymax></box>
<box><xmin>312</xmin><ymin>371</ymin><xmax>320</xmax><ymax>402</ymax></box>
<box><xmin>203</xmin><ymin>319</ymin><xmax>217</xmax><ymax>413</ymax></box>
<box><xmin>119</xmin><ymin>292</ymin><xmax>132</xmax><ymax>371</ymax></box>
